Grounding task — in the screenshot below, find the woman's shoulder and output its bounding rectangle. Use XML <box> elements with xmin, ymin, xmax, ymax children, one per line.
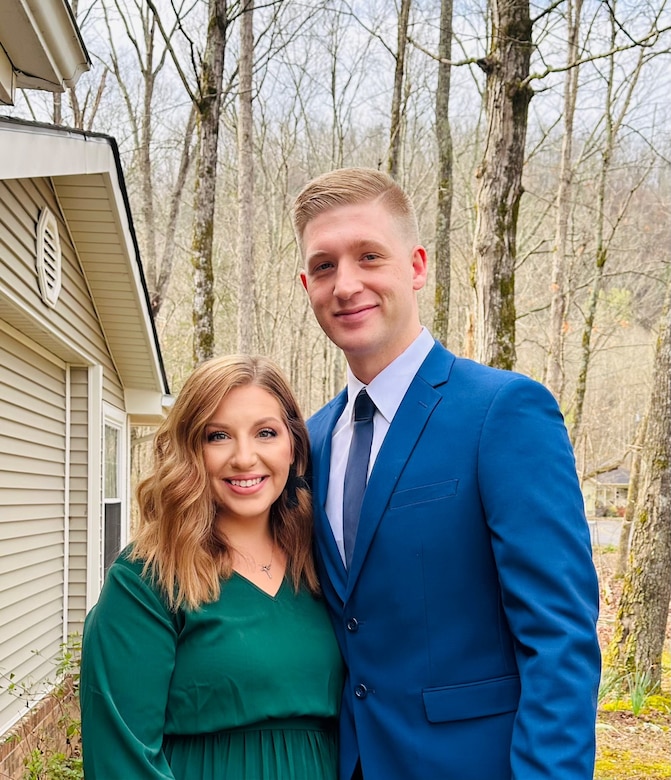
<box><xmin>92</xmin><ymin>545</ymin><xmax>181</xmax><ymax>626</ymax></box>
<box><xmin>104</xmin><ymin>544</ymin><xmax>166</xmax><ymax>603</ymax></box>
<box><xmin>107</xmin><ymin>543</ymin><xmax>150</xmax><ymax>581</ymax></box>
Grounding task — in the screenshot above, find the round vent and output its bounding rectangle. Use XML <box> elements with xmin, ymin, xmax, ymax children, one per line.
<box><xmin>36</xmin><ymin>207</ymin><xmax>62</xmax><ymax>308</ymax></box>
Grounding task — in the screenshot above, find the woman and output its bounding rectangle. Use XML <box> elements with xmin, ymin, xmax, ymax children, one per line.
<box><xmin>80</xmin><ymin>355</ymin><xmax>344</xmax><ymax>779</ymax></box>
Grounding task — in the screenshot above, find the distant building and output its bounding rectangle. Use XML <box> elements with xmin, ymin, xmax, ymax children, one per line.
<box><xmin>582</xmin><ymin>465</ymin><xmax>630</xmax><ymax>518</ymax></box>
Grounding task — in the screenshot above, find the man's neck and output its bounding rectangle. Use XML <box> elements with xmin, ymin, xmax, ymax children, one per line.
<box><xmin>346</xmin><ymin>327</ymin><xmax>425</xmax><ymax>385</ymax></box>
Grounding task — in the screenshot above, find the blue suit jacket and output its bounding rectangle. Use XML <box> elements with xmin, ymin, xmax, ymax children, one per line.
<box><xmin>307</xmin><ymin>341</ymin><xmax>601</xmax><ymax>780</ymax></box>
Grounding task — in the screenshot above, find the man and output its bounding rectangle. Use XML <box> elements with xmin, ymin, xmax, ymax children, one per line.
<box><xmin>294</xmin><ymin>167</ymin><xmax>600</xmax><ymax>780</ymax></box>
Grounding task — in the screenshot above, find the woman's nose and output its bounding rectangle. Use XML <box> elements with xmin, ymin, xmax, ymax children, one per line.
<box><xmin>230</xmin><ymin>438</ymin><xmax>257</xmax><ymax>468</ymax></box>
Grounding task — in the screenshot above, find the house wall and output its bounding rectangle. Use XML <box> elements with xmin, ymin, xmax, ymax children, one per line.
<box><xmin>0</xmin><ymin>177</ymin><xmax>124</xmax><ymax>406</ymax></box>
<box><xmin>0</xmin><ymin>328</ymin><xmax>68</xmax><ymax>733</ymax></box>
<box><xmin>0</xmin><ymin>175</ymin><xmax>126</xmax><ymax>734</ymax></box>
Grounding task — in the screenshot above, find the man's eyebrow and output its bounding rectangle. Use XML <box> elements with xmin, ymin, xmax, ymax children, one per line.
<box><xmin>307</xmin><ymin>239</ymin><xmax>387</xmax><ymax>262</ymax></box>
<box><xmin>306</xmin><ymin>249</ymin><xmax>332</xmax><ymax>262</ymax></box>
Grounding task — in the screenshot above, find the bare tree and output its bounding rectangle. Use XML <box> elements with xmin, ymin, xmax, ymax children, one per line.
<box><xmin>146</xmin><ymin>0</ymin><xmax>229</xmax><ymax>364</ymax></box>
<box><xmin>471</xmin><ymin>0</ymin><xmax>533</xmax><ymax>370</ymax></box>
<box><xmin>388</xmin><ymin>0</ymin><xmax>411</xmax><ymax>179</ymax></box>
<box><xmin>569</xmin><ymin>2</ymin><xmax>666</xmax><ymax>445</ymax></box>
<box><xmin>545</xmin><ymin>0</ymin><xmax>583</xmax><ymax>401</ymax></box>
<box><xmin>432</xmin><ymin>0</ymin><xmax>453</xmax><ymax>346</ymax></box>
<box><xmin>101</xmin><ymin>0</ymin><xmax>196</xmax><ymax>317</ymax></box>
<box><xmin>237</xmin><ymin>0</ymin><xmax>256</xmax><ymax>352</ymax></box>
<box><xmin>190</xmin><ymin>0</ymin><xmax>228</xmax><ymax>364</ymax></box>
<box><xmin>605</xmin><ymin>288</ymin><xmax>671</xmax><ymax>686</ymax></box>
<box><xmin>614</xmin><ymin>415</ymin><xmax>646</xmax><ymax>578</ymax></box>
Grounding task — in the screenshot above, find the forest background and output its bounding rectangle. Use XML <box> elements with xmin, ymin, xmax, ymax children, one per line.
<box><xmin>4</xmin><ymin>0</ymin><xmax>671</xmax><ymax>774</ymax></box>
<box><xmin>6</xmin><ymin>1</ymin><xmax>668</xmax><ymax>450</ymax></box>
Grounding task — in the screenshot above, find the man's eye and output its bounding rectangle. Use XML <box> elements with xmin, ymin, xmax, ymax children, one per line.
<box><xmin>311</xmin><ymin>261</ymin><xmax>333</xmax><ymax>273</ymax></box>
<box><xmin>362</xmin><ymin>253</ymin><xmax>378</xmax><ymax>262</ymax></box>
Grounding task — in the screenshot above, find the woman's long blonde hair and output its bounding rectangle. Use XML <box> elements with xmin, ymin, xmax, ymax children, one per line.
<box><xmin>131</xmin><ymin>355</ymin><xmax>317</xmax><ymax>610</ymax></box>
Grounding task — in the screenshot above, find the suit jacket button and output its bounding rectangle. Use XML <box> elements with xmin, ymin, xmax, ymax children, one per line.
<box><xmin>354</xmin><ymin>684</ymin><xmax>368</xmax><ymax>699</ymax></box>
<box><xmin>346</xmin><ymin>618</ymin><xmax>359</xmax><ymax>632</ymax></box>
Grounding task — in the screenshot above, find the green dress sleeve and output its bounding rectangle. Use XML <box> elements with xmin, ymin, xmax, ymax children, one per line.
<box><xmin>80</xmin><ymin>553</ymin><xmax>179</xmax><ymax>779</ymax></box>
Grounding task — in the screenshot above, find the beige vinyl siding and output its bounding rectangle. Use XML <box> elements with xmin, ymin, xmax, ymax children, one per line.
<box><xmin>0</xmin><ymin>177</ymin><xmax>124</xmax><ymax>408</ymax></box>
<box><xmin>56</xmin><ymin>173</ymin><xmax>160</xmax><ymax>395</ymax></box>
<box><xmin>67</xmin><ymin>367</ymin><xmax>88</xmax><ymax>631</ymax></box>
<box><xmin>0</xmin><ymin>330</ymin><xmax>67</xmax><ymax>733</ymax></box>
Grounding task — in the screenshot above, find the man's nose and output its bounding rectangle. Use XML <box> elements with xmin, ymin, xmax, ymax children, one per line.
<box><xmin>333</xmin><ymin>261</ymin><xmax>363</xmax><ymax>299</ymax></box>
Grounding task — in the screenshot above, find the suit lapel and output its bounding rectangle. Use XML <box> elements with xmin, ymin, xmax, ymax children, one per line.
<box><xmin>346</xmin><ymin>343</ymin><xmax>455</xmax><ymax>595</ymax></box>
<box><xmin>311</xmin><ymin>390</ymin><xmax>348</xmax><ymax>598</ymax></box>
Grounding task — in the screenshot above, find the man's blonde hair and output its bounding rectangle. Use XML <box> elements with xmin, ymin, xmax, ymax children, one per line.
<box><xmin>292</xmin><ymin>167</ymin><xmax>419</xmax><ymax>250</ymax></box>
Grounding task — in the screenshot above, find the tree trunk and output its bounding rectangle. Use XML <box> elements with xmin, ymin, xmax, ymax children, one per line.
<box><xmin>191</xmin><ymin>0</ymin><xmax>227</xmax><ymax>366</ymax></box>
<box><xmin>387</xmin><ymin>0</ymin><xmax>411</xmax><ymax>180</ymax></box>
<box><xmin>605</xmin><ymin>293</ymin><xmax>671</xmax><ymax>686</ymax></box>
<box><xmin>614</xmin><ymin>415</ymin><xmax>647</xmax><ymax>578</ymax></box>
<box><xmin>237</xmin><ymin>0</ymin><xmax>256</xmax><ymax>353</ymax></box>
<box><xmin>153</xmin><ymin>108</ymin><xmax>197</xmax><ymax>316</ymax></box>
<box><xmin>545</xmin><ymin>0</ymin><xmax>583</xmax><ymax>401</ymax></box>
<box><xmin>140</xmin><ymin>11</ymin><xmax>158</xmax><ymax>306</ymax></box>
<box><xmin>432</xmin><ymin>0</ymin><xmax>453</xmax><ymax>346</ymax></box>
<box><xmin>472</xmin><ymin>0</ymin><xmax>533</xmax><ymax>370</ymax></box>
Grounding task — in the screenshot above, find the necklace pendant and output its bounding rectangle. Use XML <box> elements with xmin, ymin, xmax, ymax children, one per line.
<box><xmin>260</xmin><ymin>564</ymin><xmax>272</xmax><ymax>579</ymax></box>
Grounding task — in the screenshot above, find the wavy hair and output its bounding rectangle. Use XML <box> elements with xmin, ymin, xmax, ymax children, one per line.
<box><xmin>292</xmin><ymin>166</ymin><xmax>419</xmax><ymax>250</ymax></box>
<box><xmin>131</xmin><ymin>354</ymin><xmax>317</xmax><ymax>610</ymax></box>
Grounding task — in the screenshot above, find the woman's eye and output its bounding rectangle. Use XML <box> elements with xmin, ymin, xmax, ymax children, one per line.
<box><xmin>258</xmin><ymin>428</ymin><xmax>277</xmax><ymax>439</ymax></box>
<box><xmin>207</xmin><ymin>431</ymin><xmax>229</xmax><ymax>442</ymax></box>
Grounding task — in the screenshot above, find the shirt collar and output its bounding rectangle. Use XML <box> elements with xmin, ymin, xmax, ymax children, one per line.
<box><xmin>345</xmin><ymin>328</ymin><xmax>434</xmax><ymax>424</ymax></box>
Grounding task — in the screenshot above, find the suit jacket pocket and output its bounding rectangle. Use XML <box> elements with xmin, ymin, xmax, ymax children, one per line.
<box><xmin>423</xmin><ymin>674</ymin><xmax>520</xmax><ymax>723</ymax></box>
<box><xmin>389</xmin><ymin>479</ymin><xmax>458</xmax><ymax>509</ymax></box>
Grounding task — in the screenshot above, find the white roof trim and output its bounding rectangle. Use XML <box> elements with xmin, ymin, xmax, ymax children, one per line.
<box><xmin>0</xmin><ymin>119</ymin><xmax>113</xmax><ymax>180</ymax></box>
<box><xmin>0</xmin><ymin>0</ymin><xmax>90</xmax><ymax>104</ymax></box>
<box><xmin>0</xmin><ymin>46</ymin><xmax>16</xmax><ymax>105</ymax></box>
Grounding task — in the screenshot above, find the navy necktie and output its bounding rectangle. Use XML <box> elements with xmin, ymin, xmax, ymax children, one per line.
<box><xmin>343</xmin><ymin>389</ymin><xmax>376</xmax><ymax>568</ymax></box>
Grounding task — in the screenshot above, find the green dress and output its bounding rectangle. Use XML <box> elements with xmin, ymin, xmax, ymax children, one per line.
<box><xmin>80</xmin><ymin>551</ymin><xmax>344</xmax><ymax>779</ymax></box>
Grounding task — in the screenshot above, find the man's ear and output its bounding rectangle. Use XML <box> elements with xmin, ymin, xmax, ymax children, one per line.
<box><xmin>411</xmin><ymin>245</ymin><xmax>428</xmax><ymax>291</ymax></box>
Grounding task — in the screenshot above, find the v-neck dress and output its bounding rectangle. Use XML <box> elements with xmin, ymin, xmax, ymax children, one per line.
<box><xmin>80</xmin><ymin>550</ymin><xmax>344</xmax><ymax>779</ymax></box>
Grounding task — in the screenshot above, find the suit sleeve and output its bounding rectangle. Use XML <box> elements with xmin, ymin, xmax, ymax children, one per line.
<box><xmin>80</xmin><ymin>557</ymin><xmax>178</xmax><ymax>779</ymax></box>
<box><xmin>477</xmin><ymin>376</ymin><xmax>601</xmax><ymax>779</ymax></box>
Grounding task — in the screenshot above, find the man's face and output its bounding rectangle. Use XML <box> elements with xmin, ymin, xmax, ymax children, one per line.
<box><xmin>300</xmin><ymin>199</ymin><xmax>427</xmax><ymax>383</ymax></box>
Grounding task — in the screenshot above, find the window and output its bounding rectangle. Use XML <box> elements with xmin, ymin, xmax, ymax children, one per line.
<box><xmin>103</xmin><ymin>409</ymin><xmax>127</xmax><ymax>575</ymax></box>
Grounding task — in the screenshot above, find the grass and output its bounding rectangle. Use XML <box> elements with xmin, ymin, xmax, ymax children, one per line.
<box><xmin>594</xmin><ymin>548</ymin><xmax>671</xmax><ymax>780</ymax></box>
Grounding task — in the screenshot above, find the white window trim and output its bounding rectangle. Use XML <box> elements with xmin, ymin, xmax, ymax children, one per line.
<box><xmin>86</xmin><ymin>386</ymin><xmax>130</xmax><ymax>607</ymax></box>
<box><xmin>86</xmin><ymin>365</ymin><xmax>103</xmax><ymax>610</ymax></box>
<box><xmin>103</xmin><ymin>403</ymin><xmax>129</xmax><ymax>569</ymax></box>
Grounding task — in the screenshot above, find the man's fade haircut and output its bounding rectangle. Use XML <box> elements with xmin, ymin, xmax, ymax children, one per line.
<box><xmin>292</xmin><ymin>167</ymin><xmax>419</xmax><ymax>250</ymax></box>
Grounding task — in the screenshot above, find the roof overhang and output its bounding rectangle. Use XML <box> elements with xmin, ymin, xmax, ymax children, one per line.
<box><xmin>0</xmin><ymin>0</ymin><xmax>90</xmax><ymax>105</ymax></box>
<box><xmin>0</xmin><ymin>116</ymin><xmax>171</xmax><ymax>423</ymax></box>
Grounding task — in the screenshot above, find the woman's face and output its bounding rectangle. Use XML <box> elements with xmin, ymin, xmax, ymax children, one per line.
<box><xmin>202</xmin><ymin>384</ymin><xmax>293</xmax><ymax>528</ymax></box>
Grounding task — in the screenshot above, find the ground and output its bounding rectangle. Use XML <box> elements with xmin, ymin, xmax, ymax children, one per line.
<box><xmin>6</xmin><ymin>545</ymin><xmax>670</xmax><ymax>780</ymax></box>
<box><xmin>593</xmin><ymin>546</ymin><xmax>671</xmax><ymax>780</ymax></box>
